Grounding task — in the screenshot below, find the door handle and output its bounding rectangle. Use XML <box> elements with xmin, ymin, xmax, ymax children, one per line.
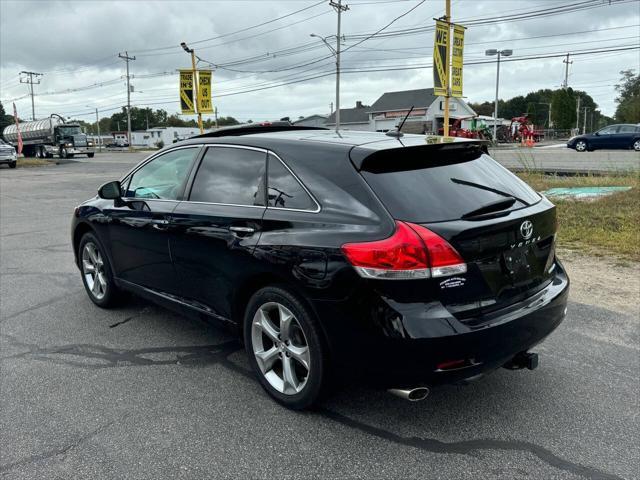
<box><xmin>229</xmin><ymin>226</ymin><xmax>256</xmax><ymax>234</ymax></box>
<box><xmin>150</xmin><ymin>218</ymin><xmax>171</xmax><ymax>230</ymax></box>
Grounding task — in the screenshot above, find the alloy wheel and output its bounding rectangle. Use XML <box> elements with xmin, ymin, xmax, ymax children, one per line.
<box><xmin>575</xmin><ymin>141</ymin><xmax>587</xmax><ymax>152</ymax></box>
<box><xmin>251</xmin><ymin>302</ymin><xmax>311</xmax><ymax>395</ymax></box>
<box><xmin>82</xmin><ymin>242</ymin><xmax>107</xmax><ymax>300</ymax></box>
<box><xmin>633</xmin><ymin>140</ymin><xmax>640</xmax><ymax>152</ymax></box>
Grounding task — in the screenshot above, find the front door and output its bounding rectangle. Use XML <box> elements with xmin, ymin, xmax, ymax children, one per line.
<box><xmin>591</xmin><ymin>125</ymin><xmax>618</xmax><ymax>149</ymax></box>
<box><xmin>171</xmin><ymin>146</ymin><xmax>267</xmax><ymax>321</ymax></box>
<box><xmin>106</xmin><ymin>146</ymin><xmax>201</xmax><ymax>293</ymax></box>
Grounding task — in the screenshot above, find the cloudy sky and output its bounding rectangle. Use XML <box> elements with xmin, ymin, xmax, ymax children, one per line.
<box><xmin>1</xmin><ymin>0</ymin><xmax>638</xmax><ymax>124</ymax></box>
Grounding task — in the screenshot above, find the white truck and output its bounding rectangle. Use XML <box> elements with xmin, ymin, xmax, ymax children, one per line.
<box><xmin>2</xmin><ymin>114</ymin><xmax>95</xmax><ymax>159</ymax></box>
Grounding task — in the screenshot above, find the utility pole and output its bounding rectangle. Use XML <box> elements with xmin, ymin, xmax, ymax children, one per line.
<box><xmin>562</xmin><ymin>53</ymin><xmax>572</xmax><ymax>89</ymax></box>
<box><xmin>575</xmin><ymin>95</ymin><xmax>581</xmax><ymax>133</ymax></box>
<box><xmin>330</xmin><ymin>102</ymin><xmax>334</xmax><ymax>115</ymax></box>
<box><xmin>118</xmin><ymin>52</ymin><xmax>136</xmax><ymax>148</ymax></box>
<box><xmin>331</xmin><ymin>0</ymin><xmax>348</xmax><ymax>132</ymax></box>
<box><xmin>214</xmin><ymin>106</ymin><xmax>219</xmax><ymax>129</ymax></box>
<box><xmin>582</xmin><ymin>106</ymin><xmax>589</xmax><ymax>134</ymax></box>
<box><xmin>19</xmin><ymin>71</ymin><xmax>43</xmax><ymax>120</ymax></box>
<box><xmin>443</xmin><ymin>0</ymin><xmax>451</xmax><ymax>137</ymax></box>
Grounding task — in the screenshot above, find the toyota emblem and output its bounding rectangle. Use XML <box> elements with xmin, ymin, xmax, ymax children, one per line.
<box><xmin>520</xmin><ymin>220</ymin><xmax>534</xmax><ymax>240</ymax></box>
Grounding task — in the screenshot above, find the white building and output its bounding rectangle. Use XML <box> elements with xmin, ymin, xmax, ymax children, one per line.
<box><xmin>130</xmin><ymin>127</ymin><xmax>210</xmax><ymax>148</ymax></box>
<box><xmin>292</xmin><ymin>115</ymin><xmax>328</xmax><ymax>128</ymax></box>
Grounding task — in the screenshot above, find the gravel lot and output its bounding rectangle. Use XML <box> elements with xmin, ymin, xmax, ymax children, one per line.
<box><xmin>0</xmin><ymin>154</ymin><xmax>638</xmax><ymax>480</ymax></box>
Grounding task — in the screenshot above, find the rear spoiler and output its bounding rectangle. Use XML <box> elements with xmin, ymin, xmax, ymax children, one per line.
<box><xmin>350</xmin><ymin>138</ymin><xmax>490</xmax><ymax>171</ymax></box>
<box><xmin>192</xmin><ymin>124</ymin><xmax>328</xmax><ymax>138</ymax></box>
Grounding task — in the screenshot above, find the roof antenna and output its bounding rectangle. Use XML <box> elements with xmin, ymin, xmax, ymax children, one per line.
<box><xmin>386</xmin><ymin>106</ymin><xmax>414</xmax><ymax>138</ymax></box>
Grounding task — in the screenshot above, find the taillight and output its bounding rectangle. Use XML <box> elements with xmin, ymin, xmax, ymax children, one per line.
<box><xmin>341</xmin><ymin>221</ymin><xmax>467</xmax><ymax>280</ymax></box>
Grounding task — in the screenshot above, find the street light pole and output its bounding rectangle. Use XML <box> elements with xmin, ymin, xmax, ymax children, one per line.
<box><xmin>485</xmin><ymin>48</ymin><xmax>512</xmax><ymax>142</ymax></box>
<box><xmin>86</xmin><ymin>106</ymin><xmax>102</xmax><ymax>152</ymax></box>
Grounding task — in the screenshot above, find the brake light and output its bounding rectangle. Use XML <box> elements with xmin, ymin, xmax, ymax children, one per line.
<box><xmin>341</xmin><ymin>221</ymin><xmax>466</xmax><ymax>280</ymax></box>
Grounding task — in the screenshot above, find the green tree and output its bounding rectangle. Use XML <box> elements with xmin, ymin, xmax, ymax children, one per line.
<box><xmin>614</xmin><ymin>69</ymin><xmax>640</xmax><ymax>123</ymax></box>
<box><xmin>551</xmin><ymin>89</ymin><xmax>576</xmax><ymax>129</ymax></box>
<box><xmin>0</xmin><ymin>101</ymin><xmax>14</xmax><ymax>133</ymax></box>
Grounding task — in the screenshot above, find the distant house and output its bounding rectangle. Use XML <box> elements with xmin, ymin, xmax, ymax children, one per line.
<box><xmin>368</xmin><ymin>88</ymin><xmax>476</xmax><ymax>133</ymax></box>
<box><xmin>293</xmin><ymin>114</ymin><xmax>328</xmax><ymax>128</ymax></box>
<box><xmin>324</xmin><ymin>101</ymin><xmax>370</xmax><ymax>131</ymax></box>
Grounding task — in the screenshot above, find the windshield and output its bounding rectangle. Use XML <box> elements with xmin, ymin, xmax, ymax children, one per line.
<box><xmin>58</xmin><ymin>126</ymin><xmax>82</xmax><ymax>136</ymax></box>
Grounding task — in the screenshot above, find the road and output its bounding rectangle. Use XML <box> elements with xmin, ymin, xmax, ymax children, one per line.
<box><xmin>0</xmin><ymin>156</ymin><xmax>638</xmax><ymax>480</ymax></box>
<box><xmin>489</xmin><ymin>147</ymin><xmax>639</xmax><ymax>173</ymax></box>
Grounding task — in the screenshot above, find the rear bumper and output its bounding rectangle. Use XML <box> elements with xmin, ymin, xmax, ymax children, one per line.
<box><xmin>316</xmin><ymin>262</ymin><xmax>569</xmax><ymax>387</ymax></box>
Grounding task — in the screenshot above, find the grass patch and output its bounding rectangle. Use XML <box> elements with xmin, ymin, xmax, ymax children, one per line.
<box><xmin>16</xmin><ymin>158</ymin><xmax>52</xmax><ymax>167</ymax></box>
<box><xmin>517</xmin><ymin>172</ymin><xmax>640</xmax><ymax>261</ymax></box>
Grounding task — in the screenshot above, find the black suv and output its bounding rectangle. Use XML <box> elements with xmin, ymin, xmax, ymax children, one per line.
<box><xmin>72</xmin><ymin>127</ymin><xmax>569</xmax><ymax>409</ymax></box>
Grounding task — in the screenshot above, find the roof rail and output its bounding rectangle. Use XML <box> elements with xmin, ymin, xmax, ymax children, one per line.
<box><xmin>192</xmin><ymin>122</ymin><xmax>329</xmax><ymax>138</ymax></box>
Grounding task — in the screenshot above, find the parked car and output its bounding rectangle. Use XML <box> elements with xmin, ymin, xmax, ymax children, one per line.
<box><xmin>567</xmin><ymin>124</ymin><xmax>640</xmax><ymax>152</ymax></box>
<box><xmin>71</xmin><ymin>126</ymin><xmax>569</xmax><ymax>409</ymax></box>
<box><xmin>0</xmin><ymin>139</ymin><xmax>17</xmax><ymax>168</ymax></box>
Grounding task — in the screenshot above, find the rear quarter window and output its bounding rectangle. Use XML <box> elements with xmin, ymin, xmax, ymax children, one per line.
<box><xmin>360</xmin><ymin>149</ymin><xmax>541</xmax><ymax>223</ymax></box>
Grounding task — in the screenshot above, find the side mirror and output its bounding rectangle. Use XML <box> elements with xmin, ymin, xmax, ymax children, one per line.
<box><xmin>98</xmin><ymin>180</ymin><xmax>122</xmax><ymax>200</ymax></box>
<box><xmin>594</xmin><ymin>132</ymin><xmax>600</xmax><ymax>136</ymax></box>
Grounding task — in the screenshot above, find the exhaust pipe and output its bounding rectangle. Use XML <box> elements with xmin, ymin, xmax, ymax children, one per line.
<box><xmin>388</xmin><ymin>387</ymin><xmax>430</xmax><ymax>401</ymax></box>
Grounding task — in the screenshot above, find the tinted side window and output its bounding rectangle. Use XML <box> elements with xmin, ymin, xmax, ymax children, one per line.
<box><xmin>267</xmin><ymin>154</ymin><xmax>316</xmax><ymax>211</ymax></box>
<box><xmin>126</xmin><ymin>147</ymin><xmax>198</xmax><ymax>200</ymax></box>
<box><xmin>617</xmin><ymin>125</ymin><xmax>635</xmax><ymax>133</ymax></box>
<box><xmin>190</xmin><ymin>147</ymin><xmax>266</xmax><ymax>206</ymax></box>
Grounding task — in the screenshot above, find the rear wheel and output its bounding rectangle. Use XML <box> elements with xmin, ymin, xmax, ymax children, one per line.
<box><xmin>575</xmin><ymin>140</ymin><xmax>588</xmax><ymax>152</ymax></box>
<box><xmin>78</xmin><ymin>233</ymin><xmax>122</xmax><ymax>308</ymax></box>
<box><xmin>633</xmin><ymin>139</ymin><xmax>640</xmax><ymax>152</ymax></box>
<box><xmin>87</xmin><ymin>153</ymin><xmax>95</xmax><ymax>158</ymax></box>
<box><xmin>244</xmin><ymin>286</ymin><xmax>328</xmax><ymax>409</ymax></box>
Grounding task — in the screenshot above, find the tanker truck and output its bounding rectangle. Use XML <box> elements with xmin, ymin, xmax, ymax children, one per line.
<box><xmin>2</xmin><ymin>114</ymin><xmax>95</xmax><ymax>159</ymax></box>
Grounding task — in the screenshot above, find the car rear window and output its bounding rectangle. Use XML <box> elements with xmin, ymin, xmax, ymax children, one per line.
<box><xmin>359</xmin><ymin>148</ymin><xmax>541</xmax><ymax>223</ymax></box>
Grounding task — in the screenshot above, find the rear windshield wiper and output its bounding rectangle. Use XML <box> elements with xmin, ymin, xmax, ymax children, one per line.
<box><xmin>451</xmin><ymin>178</ymin><xmax>530</xmax><ymax>207</ymax></box>
<box><xmin>461</xmin><ymin>197</ymin><xmax>517</xmax><ymax>219</ymax></box>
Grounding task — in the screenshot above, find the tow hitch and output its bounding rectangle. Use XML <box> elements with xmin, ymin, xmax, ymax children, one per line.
<box><xmin>503</xmin><ymin>351</ymin><xmax>539</xmax><ymax>370</ymax></box>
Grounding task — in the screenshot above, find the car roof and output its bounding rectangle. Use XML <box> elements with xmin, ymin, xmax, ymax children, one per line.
<box><xmin>179</xmin><ymin>128</ymin><xmax>485</xmax><ymax>153</ymax></box>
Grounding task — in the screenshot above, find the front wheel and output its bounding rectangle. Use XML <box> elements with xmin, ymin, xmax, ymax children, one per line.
<box><xmin>575</xmin><ymin>140</ymin><xmax>588</xmax><ymax>152</ymax></box>
<box><xmin>78</xmin><ymin>233</ymin><xmax>122</xmax><ymax>308</ymax></box>
<box><xmin>633</xmin><ymin>139</ymin><xmax>640</xmax><ymax>152</ymax></box>
<box><xmin>244</xmin><ymin>286</ymin><xmax>329</xmax><ymax>410</ymax></box>
<box><xmin>87</xmin><ymin>153</ymin><xmax>95</xmax><ymax>158</ymax></box>
<box><xmin>8</xmin><ymin>161</ymin><xmax>16</xmax><ymax>168</ymax></box>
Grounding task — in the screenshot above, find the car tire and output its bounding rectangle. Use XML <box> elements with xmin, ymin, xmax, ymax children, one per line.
<box><xmin>87</xmin><ymin>153</ymin><xmax>95</xmax><ymax>158</ymax></box>
<box><xmin>575</xmin><ymin>140</ymin><xmax>588</xmax><ymax>152</ymax></box>
<box><xmin>633</xmin><ymin>139</ymin><xmax>640</xmax><ymax>152</ymax></box>
<box><xmin>78</xmin><ymin>232</ymin><xmax>122</xmax><ymax>308</ymax></box>
<box><xmin>244</xmin><ymin>286</ymin><xmax>329</xmax><ymax>410</ymax></box>
<box><xmin>8</xmin><ymin>161</ymin><xmax>16</xmax><ymax>168</ymax></box>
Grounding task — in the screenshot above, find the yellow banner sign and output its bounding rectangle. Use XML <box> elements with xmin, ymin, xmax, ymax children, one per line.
<box><xmin>197</xmin><ymin>70</ymin><xmax>214</xmax><ymax>114</ymax></box>
<box><xmin>451</xmin><ymin>25</ymin><xmax>465</xmax><ymax>97</ymax></box>
<box><xmin>433</xmin><ymin>20</ymin><xmax>449</xmax><ymax>97</ymax></box>
<box><xmin>179</xmin><ymin>70</ymin><xmax>195</xmax><ymax>115</ymax></box>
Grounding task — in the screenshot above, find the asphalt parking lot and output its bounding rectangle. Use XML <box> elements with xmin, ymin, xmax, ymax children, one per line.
<box><xmin>0</xmin><ymin>154</ymin><xmax>638</xmax><ymax>480</ymax></box>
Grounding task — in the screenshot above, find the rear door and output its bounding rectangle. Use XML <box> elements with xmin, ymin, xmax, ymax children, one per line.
<box><xmin>170</xmin><ymin>145</ymin><xmax>267</xmax><ymax>320</ymax></box>
<box><xmin>613</xmin><ymin>125</ymin><xmax>636</xmax><ymax>148</ymax></box>
<box><xmin>356</xmin><ymin>145</ymin><xmax>557</xmax><ymax>319</ymax></box>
